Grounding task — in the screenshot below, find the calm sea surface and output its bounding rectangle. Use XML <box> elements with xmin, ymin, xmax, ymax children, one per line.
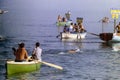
<box><xmin>0</xmin><ymin>0</ymin><xmax>120</xmax><ymax>80</ymax></box>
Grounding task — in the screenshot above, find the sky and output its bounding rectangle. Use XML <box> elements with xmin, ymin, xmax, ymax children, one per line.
<box><xmin>29</xmin><ymin>0</ymin><xmax>120</xmax><ymax>12</ymax></box>
<box><xmin>0</xmin><ymin>0</ymin><xmax>120</xmax><ymax>21</ymax></box>
<box><xmin>0</xmin><ymin>0</ymin><xmax>119</xmax><ymax>13</ymax></box>
<box><xmin>1</xmin><ymin>0</ymin><xmax>118</xmax><ymax>11</ymax></box>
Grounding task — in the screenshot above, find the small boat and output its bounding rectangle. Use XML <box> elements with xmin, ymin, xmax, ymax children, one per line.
<box><xmin>0</xmin><ymin>35</ymin><xmax>5</xmax><ymax>41</ymax></box>
<box><xmin>56</xmin><ymin>20</ymin><xmax>72</xmax><ymax>26</ymax></box>
<box><xmin>6</xmin><ymin>60</ymin><xmax>41</xmax><ymax>75</ymax></box>
<box><xmin>97</xmin><ymin>15</ymin><xmax>120</xmax><ymax>42</ymax></box>
<box><xmin>98</xmin><ymin>33</ymin><xmax>120</xmax><ymax>42</ymax></box>
<box><xmin>0</xmin><ymin>9</ymin><xmax>8</xmax><ymax>14</ymax></box>
<box><xmin>60</xmin><ymin>32</ymin><xmax>87</xmax><ymax>40</ymax></box>
<box><xmin>99</xmin><ymin>33</ymin><xmax>113</xmax><ymax>42</ymax></box>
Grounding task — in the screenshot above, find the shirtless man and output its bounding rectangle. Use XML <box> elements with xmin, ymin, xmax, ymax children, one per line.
<box><xmin>13</xmin><ymin>42</ymin><xmax>28</xmax><ymax>62</ymax></box>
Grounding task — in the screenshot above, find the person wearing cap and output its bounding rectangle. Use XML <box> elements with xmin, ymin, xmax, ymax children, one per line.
<box><xmin>14</xmin><ymin>42</ymin><xmax>28</xmax><ymax>62</ymax></box>
<box><xmin>32</xmin><ymin>42</ymin><xmax>42</xmax><ymax>61</ymax></box>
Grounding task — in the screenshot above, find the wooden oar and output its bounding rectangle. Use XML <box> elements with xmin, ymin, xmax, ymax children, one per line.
<box><xmin>88</xmin><ymin>32</ymin><xmax>99</xmax><ymax>36</ymax></box>
<box><xmin>27</xmin><ymin>56</ymin><xmax>63</xmax><ymax>70</ymax></box>
<box><xmin>41</xmin><ymin>61</ymin><xmax>63</xmax><ymax>70</ymax></box>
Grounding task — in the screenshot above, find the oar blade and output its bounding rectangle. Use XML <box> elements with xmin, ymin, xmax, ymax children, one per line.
<box><xmin>41</xmin><ymin>61</ymin><xmax>63</xmax><ymax>70</ymax></box>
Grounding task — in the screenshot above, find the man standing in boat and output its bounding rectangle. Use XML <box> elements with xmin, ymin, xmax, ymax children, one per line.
<box><xmin>65</xmin><ymin>11</ymin><xmax>71</xmax><ymax>21</ymax></box>
<box><xmin>57</xmin><ymin>15</ymin><xmax>62</xmax><ymax>22</ymax></box>
<box><xmin>115</xmin><ymin>22</ymin><xmax>120</xmax><ymax>33</ymax></box>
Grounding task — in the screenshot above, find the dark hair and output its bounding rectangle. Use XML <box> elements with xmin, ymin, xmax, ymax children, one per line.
<box><xmin>36</xmin><ymin>42</ymin><xmax>40</xmax><ymax>47</ymax></box>
<box><xmin>71</xmin><ymin>23</ymin><xmax>73</xmax><ymax>25</ymax></box>
<box><xmin>19</xmin><ymin>43</ymin><xmax>25</xmax><ymax>48</ymax></box>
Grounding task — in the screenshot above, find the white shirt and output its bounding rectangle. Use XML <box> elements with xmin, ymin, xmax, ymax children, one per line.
<box><xmin>33</xmin><ymin>47</ymin><xmax>42</xmax><ymax>61</ymax></box>
<box><xmin>69</xmin><ymin>25</ymin><xmax>73</xmax><ymax>32</ymax></box>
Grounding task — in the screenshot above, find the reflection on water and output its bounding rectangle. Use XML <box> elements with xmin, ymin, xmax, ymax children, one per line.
<box><xmin>61</xmin><ymin>39</ymin><xmax>83</xmax><ymax>50</ymax></box>
<box><xmin>100</xmin><ymin>42</ymin><xmax>112</xmax><ymax>48</ymax></box>
<box><xmin>100</xmin><ymin>42</ymin><xmax>120</xmax><ymax>51</ymax></box>
<box><xmin>6</xmin><ymin>72</ymin><xmax>40</xmax><ymax>80</ymax></box>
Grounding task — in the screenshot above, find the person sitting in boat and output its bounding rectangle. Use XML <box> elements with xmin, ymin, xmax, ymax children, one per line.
<box><xmin>31</xmin><ymin>42</ymin><xmax>42</xmax><ymax>61</ymax></box>
<box><xmin>62</xmin><ymin>17</ymin><xmax>67</xmax><ymax>22</ymax></box>
<box><xmin>73</xmin><ymin>23</ymin><xmax>79</xmax><ymax>32</ymax></box>
<box><xmin>102</xmin><ymin>17</ymin><xmax>109</xmax><ymax>23</ymax></box>
<box><xmin>115</xmin><ymin>22</ymin><xmax>120</xmax><ymax>33</ymax></box>
<box><xmin>13</xmin><ymin>42</ymin><xmax>28</xmax><ymax>62</ymax></box>
<box><xmin>69</xmin><ymin>23</ymin><xmax>74</xmax><ymax>33</ymax></box>
<box><xmin>63</xmin><ymin>25</ymin><xmax>69</xmax><ymax>33</ymax></box>
<box><xmin>78</xmin><ymin>23</ymin><xmax>86</xmax><ymax>32</ymax></box>
<box><xmin>57</xmin><ymin>15</ymin><xmax>62</xmax><ymax>22</ymax></box>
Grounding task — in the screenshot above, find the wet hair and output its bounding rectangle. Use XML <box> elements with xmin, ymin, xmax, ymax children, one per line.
<box><xmin>36</xmin><ymin>42</ymin><xmax>40</xmax><ymax>47</ymax></box>
<box><xmin>19</xmin><ymin>43</ymin><xmax>25</xmax><ymax>48</ymax></box>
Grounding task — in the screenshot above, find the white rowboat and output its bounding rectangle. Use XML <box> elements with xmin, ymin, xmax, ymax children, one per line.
<box><xmin>60</xmin><ymin>32</ymin><xmax>87</xmax><ymax>40</ymax></box>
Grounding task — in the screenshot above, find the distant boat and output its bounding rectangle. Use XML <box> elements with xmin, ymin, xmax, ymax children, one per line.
<box><xmin>6</xmin><ymin>60</ymin><xmax>41</xmax><ymax>75</ymax></box>
<box><xmin>94</xmin><ymin>16</ymin><xmax>120</xmax><ymax>42</ymax></box>
<box><xmin>0</xmin><ymin>9</ymin><xmax>8</xmax><ymax>14</ymax></box>
<box><xmin>93</xmin><ymin>32</ymin><xmax>120</xmax><ymax>42</ymax></box>
<box><xmin>60</xmin><ymin>32</ymin><xmax>87</xmax><ymax>40</ymax></box>
<box><xmin>0</xmin><ymin>35</ymin><xmax>5</xmax><ymax>41</ymax></box>
<box><xmin>99</xmin><ymin>33</ymin><xmax>113</xmax><ymax>42</ymax></box>
<box><xmin>56</xmin><ymin>11</ymin><xmax>72</xmax><ymax>26</ymax></box>
<box><xmin>56</xmin><ymin>20</ymin><xmax>72</xmax><ymax>26</ymax></box>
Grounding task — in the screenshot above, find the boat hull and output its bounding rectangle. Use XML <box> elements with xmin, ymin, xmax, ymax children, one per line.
<box><xmin>99</xmin><ymin>33</ymin><xmax>113</xmax><ymax>42</ymax></box>
<box><xmin>61</xmin><ymin>32</ymin><xmax>87</xmax><ymax>40</ymax></box>
<box><xmin>99</xmin><ymin>33</ymin><xmax>120</xmax><ymax>42</ymax></box>
<box><xmin>111</xmin><ymin>33</ymin><xmax>120</xmax><ymax>42</ymax></box>
<box><xmin>6</xmin><ymin>60</ymin><xmax>41</xmax><ymax>75</ymax></box>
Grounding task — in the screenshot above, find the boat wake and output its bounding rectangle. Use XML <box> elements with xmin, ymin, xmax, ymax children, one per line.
<box><xmin>58</xmin><ymin>52</ymin><xmax>67</xmax><ymax>54</ymax></box>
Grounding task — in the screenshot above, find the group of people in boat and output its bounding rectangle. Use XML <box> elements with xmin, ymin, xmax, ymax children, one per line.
<box><xmin>57</xmin><ymin>15</ymin><xmax>67</xmax><ymax>22</ymax></box>
<box><xmin>57</xmin><ymin>11</ymin><xmax>71</xmax><ymax>22</ymax></box>
<box><xmin>63</xmin><ymin>22</ymin><xmax>86</xmax><ymax>33</ymax></box>
<box><xmin>12</xmin><ymin>42</ymin><xmax>42</xmax><ymax>62</ymax></box>
<box><xmin>101</xmin><ymin>17</ymin><xmax>109</xmax><ymax>23</ymax></box>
